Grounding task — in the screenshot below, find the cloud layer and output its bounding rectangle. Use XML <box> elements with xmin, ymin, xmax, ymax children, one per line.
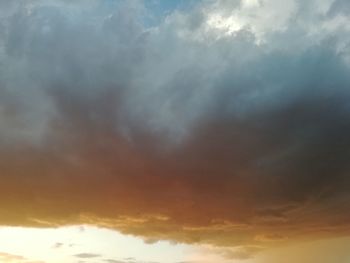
<box><xmin>1</xmin><ymin>0</ymin><xmax>350</xmax><ymax>258</ymax></box>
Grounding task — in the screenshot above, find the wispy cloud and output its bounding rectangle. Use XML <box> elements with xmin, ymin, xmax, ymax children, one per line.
<box><xmin>74</xmin><ymin>253</ymin><xmax>101</xmax><ymax>259</ymax></box>
<box><xmin>0</xmin><ymin>251</ymin><xmax>46</xmax><ymax>263</ymax></box>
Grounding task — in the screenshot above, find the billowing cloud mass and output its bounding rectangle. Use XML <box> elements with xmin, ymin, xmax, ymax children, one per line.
<box><xmin>1</xmin><ymin>0</ymin><xmax>350</xmax><ymax>259</ymax></box>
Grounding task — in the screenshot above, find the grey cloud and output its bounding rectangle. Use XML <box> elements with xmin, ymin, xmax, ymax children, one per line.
<box><xmin>103</xmin><ymin>258</ymin><xmax>159</xmax><ymax>263</ymax></box>
<box><xmin>104</xmin><ymin>260</ymin><xmax>127</xmax><ymax>263</ymax></box>
<box><xmin>328</xmin><ymin>0</ymin><xmax>350</xmax><ymax>17</ymax></box>
<box><xmin>74</xmin><ymin>253</ymin><xmax>101</xmax><ymax>259</ymax></box>
<box><xmin>0</xmin><ymin>0</ymin><xmax>349</xmax><ymax>144</ymax></box>
<box><xmin>0</xmin><ymin>0</ymin><xmax>145</xmax><ymax>145</ymax></box>
<box><xmin>0</xmin><ymin>0</ymin><xmax>350</xmax><ymax>252</ymax></box>
<box><xmin>52</xmin><ymin>242</ymin><xmax>64</xmax><ymax>249</ymax></box>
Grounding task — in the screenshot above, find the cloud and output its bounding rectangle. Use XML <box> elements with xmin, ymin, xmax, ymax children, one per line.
<box><xmin>0</xmin><ymin>252</ymin><xmax>28</xmax><ymax>262</ymax></box>
<box><xmin>103</xmin><ymin>259</ymin><xmax>141</xmax><ymax>263</ymax></box>
<box><xmin>0</xmin><ymin>0</ymin><xmax>349</xmax><ymax>258</ymax></box>
<box><xmin>328</xmin><ymin>0</ymin><xmax>350</xmax><ymax>17</ymax></box>
<box><xmin>104</xmin><ymin>260</ymin><xmax>128</xmax><ymax>263</ymax></box>
<box><xmin>260</xmin><ymin>237</ymin><xmax>350</xmax><ymax>263</ymax></box>
<box><xmin>0</xmin><ymin>252</ymin><xmax>46</xmax><ymax>263</ymax></box>
<box><xmin>74</xmin><ymin>253</ymin><xmax>101</xmax><ymax>259</ymax></box>
<box><xmin>52</xmin><ymin>242</ymin><xmax>64</xmax><ymax>249</ymax></box>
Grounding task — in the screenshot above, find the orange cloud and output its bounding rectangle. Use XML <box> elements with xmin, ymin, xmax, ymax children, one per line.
<box><xmin>0</xmin><ymin>118</ymin><xmax>349</xmax><ymax>258</ymax></box>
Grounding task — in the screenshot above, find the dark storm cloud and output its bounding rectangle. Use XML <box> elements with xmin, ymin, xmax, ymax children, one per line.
<box><xmin>328</xmin><ymin>0</ymin><xmax>350</xmax><ymax>17</ymax></box>
<box><xmin>0</xmin><ymin>0</ymin><xmax>350</xmax><ymax>255</ymax></box>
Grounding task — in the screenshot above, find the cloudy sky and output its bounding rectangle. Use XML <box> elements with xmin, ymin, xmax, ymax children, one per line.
<box><xmin>0</xmin><ymin>0</ymin><xmax>350</xmax><ymax>262</ymax></box>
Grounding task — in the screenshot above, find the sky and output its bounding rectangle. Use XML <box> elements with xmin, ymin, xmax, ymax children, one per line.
<box><xmin>0</xmin><ymin>226</ymin><xmax>193</xmax><ymax>263</ymax></box>
<box><xmin>0</xmin><ymin>0</ymin><xmax>350</xmax><ymax>262</ymax></box>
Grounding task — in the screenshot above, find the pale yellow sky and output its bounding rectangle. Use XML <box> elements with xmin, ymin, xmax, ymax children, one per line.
<box><xmin>0</xmin><ymin>226</ymin><xmax>242</xmax><ymax>263</ymax></box>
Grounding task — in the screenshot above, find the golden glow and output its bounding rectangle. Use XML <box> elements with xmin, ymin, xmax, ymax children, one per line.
<box><xmin>0</xmin><ymin>226</ymin><xmax>243</xmax><ymax>263</ymax></box>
